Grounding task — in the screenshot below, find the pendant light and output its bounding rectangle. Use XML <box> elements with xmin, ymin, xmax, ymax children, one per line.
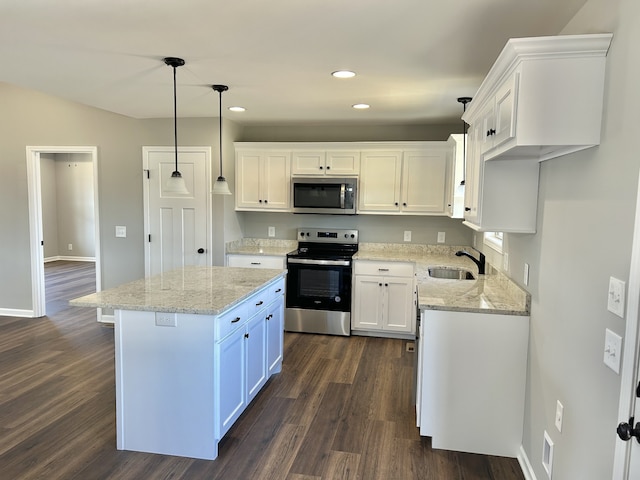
<box><xmin>164</xmin><ymin>57</ymin><xmax>190</xmax><ymax>195</ymax></box>
<box><xmin>457</xmin><ymin>96</ymin><xmax>472</xmax><ymax>188</ymax></box>
<box><xmin>211</xmin><ymin>84</ymin><xmax>232</xmax><ymax>195</ymax></box>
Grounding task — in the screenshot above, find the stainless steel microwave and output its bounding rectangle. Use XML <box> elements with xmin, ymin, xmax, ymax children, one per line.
<box><xmin>292</xmin><ymin>177</ymin><xmax>357</xmax><ymax>215</ymax></box>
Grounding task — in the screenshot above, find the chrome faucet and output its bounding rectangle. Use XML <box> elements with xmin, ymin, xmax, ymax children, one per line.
<box><xmin>455</xmin><ymin>248</ymin><xmax>486</xmax><ymax>275</ymax></box>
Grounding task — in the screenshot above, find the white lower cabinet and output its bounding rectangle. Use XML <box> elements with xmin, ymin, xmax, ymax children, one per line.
<box><xmin>215</xmin><ymin>278</ymin><xmax>284</xmax><ymax>439</ymax></box>
<box><xmin>417</xmin><ymin>309</ymin><xmax>529</xmax><ymax>457</ymax></box>
<box><xmin>352</xmin><ymin>261</ymin><xmax>416</xmax><ymax>336</ymax></box>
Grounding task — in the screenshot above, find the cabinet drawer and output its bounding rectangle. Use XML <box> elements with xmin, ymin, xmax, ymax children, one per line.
<box><xmin>216</xmin><ymin>303</ymin><xmax>249</xmax><ymax>341</ymax></box>
<box><xmin>247</xmin><ymin>289</ymin><xmax>270</xmax><ymax>319</ymax></box>
<box><xmin>354</xmin><ymin>261</ymin><xmax>414</xmax><ymax>277</ymax></box>
<box><xmin>265</xmin><ymin>277</ymin><xmax>285</xmax><ymax>304</ymax></box>
<box><xmin>227</xmin><ymin>254</ymin><xmax>285</xmax><ymax>269</ymax></box>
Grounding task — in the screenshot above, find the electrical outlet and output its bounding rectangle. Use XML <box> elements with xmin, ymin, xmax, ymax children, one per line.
<box><xmin>115</xmin><ymin>226</ymin><xmax>127</xmax><ymax>238</ymax></box>
<box><xmin>607</xmin><ymin>277</ymin><xmax>626</xmax><ymax>318</ymax></box>
<box><xmin>524</xmin><ymin>263</ymin><xmax>530</xmax><ymax>286</ymax></box>
<box><xmin>155</xmin><ymin>312</ymin><xmax>177</xmax><ymax>327</ymax></box>
<box><xmin>268</xmin><ymin>226</ymin><xmax>275</xmax><ymax>238</ymax></box>
<box><xmin>604</xmin><ymin>328</ymin><xmax>623</xmax><ymax>374</ymax></box>
<box><xmin>68</xmin><ymin>243</ymin><xmax>73</xmax><ymax>251</ymax></box>
<box><xmin>503</xmin><ymin>253</ymin><xmax>509</xmax><ymax>271</ymax></box>
<box><xmin>437</xmin><ymin>231</ymin><xmax>445</xmax><ymax>243</ymax></box>
<box><xmin>555</xmin><ymin>400</ymin><xmax>564</xmax><ymax>432</ymax></box>
<box><xmin>404</xmin><ymin>231</ymin><xmax>412</xmax><ymax>242</ymax></box>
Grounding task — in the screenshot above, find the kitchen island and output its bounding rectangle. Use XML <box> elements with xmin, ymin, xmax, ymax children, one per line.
<box><xmin>70</xmin><ymin>266</ymin><xmax>286</xmax><ymax>460</ymax></box>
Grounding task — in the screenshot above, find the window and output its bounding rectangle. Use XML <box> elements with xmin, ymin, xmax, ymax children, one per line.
<box><xmin>484</xmin><ymin>231</ymin><xmax>503</xmax><ymax>253</ymax></box>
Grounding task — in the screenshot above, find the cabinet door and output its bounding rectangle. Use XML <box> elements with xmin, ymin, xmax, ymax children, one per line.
<box><xmin>358</xmin><ymin>151</ymin><xmax>402</xmax><ymax>212</ymax></box>
<box><xmin>326</xmin><ymin>150</ymin><xmax>360</xmax><ymax>176</ymax></box>
<box><xmin>291</xmin><ymin>150</ymin><xmax>326</xmax><ymax>176</ymax></box>
<box><xmin>262</xmin><ymin>152</ymin><xmax>291</xmax><ymax>210</ymax></box>
<box><xmin>492</xmin><ymin>73</ymin><xmax>519</xmax><ymax>150</ymax></box>
<box><xmin>246</xmin><ymin>313</ymin><xmax>267</xmax><ymax>403</ymax></box>
<box><xmin>401</xmin><ymin>150</ymin><xmax>447</xmax><ymax>213</ymax></box>
<box><xmin>266</xmin><ymin>297</ymin><xmax>284</xmax><ymax>376</ymax></box>
<box><xmin>383</xmin><ymin>277</ymin><xmax>415</xmax><ymax>333</ymax></box>
<box><xmin>352</xmin><ymin>276</ymin><xmax>384</xmax><ymax>330</ymax></box>
<box><xmin>216</xmin><ymin>329</ymin><xmax>246</xmax><ymax>438</ymax></box>
<box><xmin>463</xmin><ymin>121</ymin><xmax>484</xmax><ymax>225</ymax></box>
<box><xmin>235</xmin><ymin>152</ymin><xmax>263</xmax><ymax>209</ymax></box>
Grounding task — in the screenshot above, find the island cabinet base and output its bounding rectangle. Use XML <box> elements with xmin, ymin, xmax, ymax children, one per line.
<box><xmin>113</xmin><ymin>277</ymin><xmax>285</xmax><ymax>460</ymax></box>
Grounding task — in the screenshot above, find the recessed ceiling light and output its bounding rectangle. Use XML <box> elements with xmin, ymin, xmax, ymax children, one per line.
<box><xmin>228</xmin><ymin>106</ymin><xmax>245</xmax><ymax>112</ymax></box>
<box><xmin>332</xmin><ymin>70</ymin><xmax>356</xmax><ymax>78</ymax></box>
<box><xmin>352</xmin><ymin>103</ymin><xmax>370</xmax><ymax>109</ymax></box>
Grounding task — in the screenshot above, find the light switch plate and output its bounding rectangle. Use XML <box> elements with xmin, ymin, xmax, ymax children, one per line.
<box><xmin>115</xmin><ymin>226</ymin><xmax>127</xmax><ymax>238</ymax></box>
<box><xmin>268</xmin><ymin>226</ymin><xmax>275</xmax><ymax>237</ymax></box>
<box><xmin>554</xmin><ymin>400</ymin><xmax>564</xmax><ymax>432</ymax></box>
<box><xmin>607</xmin><ymin>277</ymin><xmax>625</xmax><ymax>318</ymax></box>
<box><xmin>404</xmin><ymin>231</ymin><xmax>412</xmax><ymax>242</ymax></box>
<box><xmin>604</xmin><ymin>328</ymin><xmax>623</xmax><ymax>374</ymax></box>
<box><xmin>437</xmin><ymin>231</ymin><xmax>445</xmax><ymax>243</ymax></box>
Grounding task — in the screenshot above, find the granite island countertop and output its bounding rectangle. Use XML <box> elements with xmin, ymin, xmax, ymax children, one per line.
<box><xmin>70</xmin><ymin>266</ymin><xmax>286</xmax><ymax>315</ymax></box>
<box><xmin>354</xmin><ymin>243</ymin><xmax>530</xmax><ymax>316</ymax></box>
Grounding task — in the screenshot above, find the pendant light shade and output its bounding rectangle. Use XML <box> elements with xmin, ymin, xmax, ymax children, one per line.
<box><xmin>212</xmin><ymin>84</ymin><xmax>232</xmax><ymax>195</ymax></box>
<box><xmin>164</xmin><ymin>57</ymin><xmax>190</xmax><ymax>195</ymax></box>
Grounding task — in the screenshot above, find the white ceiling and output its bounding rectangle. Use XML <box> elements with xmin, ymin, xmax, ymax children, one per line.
<box><xmin>0</xmin><ymin>0</ymin><xmax>588</xmax><ymax>126</ymax></box>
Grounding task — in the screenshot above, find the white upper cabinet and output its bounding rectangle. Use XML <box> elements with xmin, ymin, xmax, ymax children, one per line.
<box><xmin>464</xmin><ymin>33</ymin><xmax>613</xmax><ymax>163</ymax></box>
<box><xmin>358</xmin><ymin>143</ymin><xmax>450</xmax><ymax>215</ymax></box>
<box><xmin>235</xmin><ymin>149</ymin><xmax>291</xmax><ymax>211</ymax></box>
<box><xmin>462</xmin><ymin>33</ymin><xmax>612</xmax><ymax>233</ymax></box>
<box><xmin>291</xmin><ymin>149</ymin><xmax>360</xmax><ymax>176</ymax></box>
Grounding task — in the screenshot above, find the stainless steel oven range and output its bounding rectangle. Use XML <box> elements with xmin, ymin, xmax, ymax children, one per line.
<box><xmin>285</xmin><ymin>228</ymin><xmax>358</xmax><ymax>336</ymax></box>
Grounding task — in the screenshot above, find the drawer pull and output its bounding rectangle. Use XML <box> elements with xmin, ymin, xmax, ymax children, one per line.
<box><xmin>231</xmin><ymin>317</ymin><xmax>241</xmax><ymax>323</ymax></box>
<box><xmin>275</xmin><ymin>288</ymin><xmax>282</xmax><ymax>293</ymax></box>
<box><xmin>378</xmin><ymin>268</ymin><xmax>389</xmax><ymax>272</ymax></box>
<box><xmin>250</xmin><ymin>262</ymin><xmax>261</xmax><ymax>265</ymax></box>
<box><xmin>256</xmin><ymin>300</ymin><xmax>264</xmax><ymax>306</ymax></box>
<box><xmin>244</xmin><ymin>333</ymin><xmax>249</xmax><ymax>339</ymax></box>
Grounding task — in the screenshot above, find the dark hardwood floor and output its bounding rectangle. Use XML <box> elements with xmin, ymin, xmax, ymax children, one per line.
<box><xmin>0</xmin><ymin>261</ymin><xmax>524</xmax><ymax>479</ymax></box>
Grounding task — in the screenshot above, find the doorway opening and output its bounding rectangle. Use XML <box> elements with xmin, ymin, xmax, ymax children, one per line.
<box><xmin>26</xmin><ymin>146</ymin><xmax>102</xmax><ymax>320</ymax></box>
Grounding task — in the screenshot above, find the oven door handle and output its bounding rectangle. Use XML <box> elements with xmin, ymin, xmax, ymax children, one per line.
<box><xmin>287</xmin><ymin>258</ymin><xmax>351</xmax><ymax>267</ymax></box>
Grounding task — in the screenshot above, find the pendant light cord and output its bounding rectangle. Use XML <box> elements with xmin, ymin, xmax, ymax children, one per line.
<box><xmin>172</xmin><ymin>64</ymin><xmax>178</xmax><ymax>173</ymax></box>
<box><xmin>218</xmin><ymin>88</ymin><xmax>223</xmax><ymax>177</ymax></box>
<box><xmin>457</xmin><ymin>97</ymin><xmax>472</xmax><ymax>186</ymax></box>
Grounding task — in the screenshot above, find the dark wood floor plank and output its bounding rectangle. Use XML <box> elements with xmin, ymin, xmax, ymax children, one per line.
<box><xmin>0</xmin><ymin>261</ymin><xmax>525</xmax><ymax>480</ymax></box>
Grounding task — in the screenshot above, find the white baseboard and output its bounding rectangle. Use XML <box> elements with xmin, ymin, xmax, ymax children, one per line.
<box><xmin>99</xmin><ymin>313</ymin><xmax>115</xmax><ymax>325</ymax></box>
<box><xmin>0</xmin><ymin>308</ymin><xmax>36</xmax><ymax>318</ymax></box>
<box><xmin>45</xmin><ymin>256</ymin><xmax>96</xmax><ymax>263</ymax></box>
<box><xmin>518</xmin><ymin>445</ymin><xmax>537</xmax><ymax>480</ymax></box>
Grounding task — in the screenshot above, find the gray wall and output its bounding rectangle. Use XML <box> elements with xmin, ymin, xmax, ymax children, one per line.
<box><xmin>41</xmin><ymin>153</ymin><xmax>96</xmax><ymax>259</ymax></box>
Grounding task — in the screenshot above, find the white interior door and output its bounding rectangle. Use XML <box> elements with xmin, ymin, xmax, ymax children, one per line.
<box><xmin>143</xmin><ymin>146</ymin><xmax>211</xmax><ymax>277</ymax></box>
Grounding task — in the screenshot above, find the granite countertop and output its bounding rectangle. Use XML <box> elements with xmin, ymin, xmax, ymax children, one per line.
<box><xmin>226</xmin><ymin>238</ymin><xmax>298</xmax><ymax>257</ymax></box>
<box><xmin>70</xmin><ymin>266</ymin><xmax>286</xmax><ymax>315</ymax></box>
<box><xmin>355</xmin><ymin>243</ymin><xmax>530</xmax><ymax>316</ymax></box>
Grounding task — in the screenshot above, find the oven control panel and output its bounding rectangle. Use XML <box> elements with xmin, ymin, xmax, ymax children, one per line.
<box><xmin>297</xmin><ymin>228</ymin><xmax>358</xmax><ymax>244</ymax></box>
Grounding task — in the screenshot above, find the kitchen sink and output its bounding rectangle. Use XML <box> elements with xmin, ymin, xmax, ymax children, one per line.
<box><xmin>428</xmin><ymin>267</ymin><xmax>475</xmax><ymax>280</ymax></box>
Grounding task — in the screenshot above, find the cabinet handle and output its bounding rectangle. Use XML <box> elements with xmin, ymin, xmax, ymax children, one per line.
<box><xmin>395</xmin><ymin>202</ymin><xmax>399</xmax><ymax>206</ymax></box>
<box><xmin>379</xmin><ymin>283</ymin><xmax>383</xmax><ymax>286</ymax></box>
<box><xmin>244</xmin><ymin>333</ymin><xmax>249</xmax><ymax>339</ymax></box>
<box><xmin>275</xmin><ymin>288</ymin><xmax>282</xmax><ymax>293</ymax></box>
<box><xmin>403</xmin><ymin>202</ymin><xmax>407</xmax><ymax>207</ymax></box>
<box><xmin>465</xmin><ymin>207</ymin><xmax>471</xmax><ymax>212</ymax></box>
<box><xmin>266</xmin><ymin>314</ymin><xmax>273</xmax><ymax>321</ymax></box>
<box><xmin>232</xmin><ymin>317</ymin><xmax>241</xmax><ymax>323</ymax></box>
<box><xmin>250</xmin><ymin>262</ymin><xmax>261</xmax><ymax>265</ymax></box>
<box><xmin>259</xmin><ymin>199</ymin><xmax>263</xmax><ymax>203</ymax></box>
<box><xmin>385</xmin><ymin>283</ymin><xmax>389</xmax><ymax>287</ymax></box>
<box><xmin>319</xmin><ymin>165</ymin><xmax>323</xmax><ymax>170</ymax></box>
<box><xmin>264</xmin><ymin>199</ymin><xmax>268</xmax><ymax>204</ymax></box>
<box><xmin>487</xmin><ymin>128</ymin><xmax>496</xmax><ymax>136</ymax></box>
<box><xmin>326</xmin><ymin>165</ymin><xmax>330</xmax><ymax>170</ymax></box>
<box><xmin>256</xmin><ymin>300</ymin><xmax>264</xmax><ymax>306</ymax></box>
<box><xmin>378</xmin><ymin>268</ymin><xmax>389</xmax><ymax>272</ymax></box>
